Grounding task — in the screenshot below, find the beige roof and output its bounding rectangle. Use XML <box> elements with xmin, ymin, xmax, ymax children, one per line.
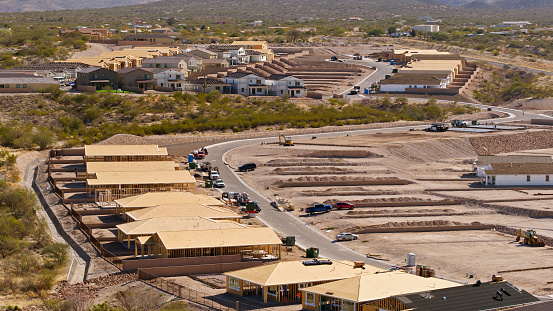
<box><xmin>84</xmin><ymin>145</ymin><xmax>168</xmax><ymax>157</ymax></box>
<box><xmin>125</xmin><ymin>204</ymin><xmax>240</xmax><ymax>221</ymax></box>
<box><xmin>115</xmin><ymin>191</ymin><xmax>224</xmax><ymax>208</ymax></box>
<box><xmin>478</xmin><ymin>155</ymin><xmax>552</xmax><ymax>166</ymax></box>
<box><xmin>87</xmin><ymin>170</ymin><xmax>195</xmax><ymax>186</ymax></box>
<box><xmin>151</xmin><ymin>227</ymin><xmax>281</xmax><ymax>250</ymax></box>
<box><xmin>232</xmin><ymin>41</ymin><xmax>268</xmax><ymax>46</ymax></box>
<box><xmin>301</xmin><ymin>271</ymin><xmax>461</xmax><ymax>302</ymax></box>
<box><xmin>484</xmin><ymin>163</ymin><xmax>553</xmax><ymax>175</ymax></box>
<box><xmin>401</xmin><ymin>60</ymin><xmax>462</xmax><ymax>72</ymax></box>
<box><xmin>116</xmin><ymin>216</ymin><xmax>245</xmax><ymax>235</ymax></box>
<box><xmin>393</xmin><ymin>49</ymin><xmax>451</xmax><ymax>56</ymax></box>
<box><xmin>86</xmin><ymin>161</ymin><xmax>177</xmax><ymax>174</ymax></box>
<box><xmin>226</xmin><ymin>260</ymin><xmax>385</xmax><ymax>286</ymax></box>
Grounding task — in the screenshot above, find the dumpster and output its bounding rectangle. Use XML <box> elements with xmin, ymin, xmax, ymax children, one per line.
<box><xmin>205</xmin><ymin>180</ymin><xmax>214</xmax><ymax>188</ymax></box>
<box><xmin>282</xmin><ymin>236</ymin><xmax>296</xmax><ymax>246</ymax></box>
<box><xmin>189</xmin><ymin>162</ymin><xmax>197</xmax><ymax>169</ymax></box>
<box><xmin>306</xmin><ymin>247</ymin><xmax>319</xmax><ymax>258</ymax></box>
<box><xmin>487</xmin><ymin>107</ymin><xmax>492</xmax><ymax>111</ymax></box>
<box><xmin>392</xmin><ymin>68</ymin><xmax>398</xmax><ymax>73</ymax></box>
<box><xmin>472</xmin><ymin>120</ymin><xmax>478</xmax><ymax>125</ymax></box>
<box><xmin>377</xmin><ymin>57</ymin><xmax>382</xmax><ymax>62</ymax></box>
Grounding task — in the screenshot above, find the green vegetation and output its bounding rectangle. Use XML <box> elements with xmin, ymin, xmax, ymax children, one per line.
<box><xmin>473</xmin><ymin>68</ymin><xmax>553</xmax><ymax>105</ymax></box>
<box><xmin>0</xmin><ymin>177</ymin><xmax>66</xmax><ymax>297</ymax></box>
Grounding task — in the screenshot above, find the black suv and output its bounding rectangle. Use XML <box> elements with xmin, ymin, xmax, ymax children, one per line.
<box><xmin>238</xmin><ymin>163</ymin><xmax>257</xmax><ymax>172</ymax></box>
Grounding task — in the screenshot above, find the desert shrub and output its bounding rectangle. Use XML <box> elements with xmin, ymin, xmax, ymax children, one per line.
<box><xmin>41</xmin><ymin>243</ymin><xmax>69</xmax><ymax>269</ymax></box>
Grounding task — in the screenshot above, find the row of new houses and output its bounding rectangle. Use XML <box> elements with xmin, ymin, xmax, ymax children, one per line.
<box><xmin>76</xmin><ymin>67</ymin><xmax>306</xmax><ymax>97</ymax></box>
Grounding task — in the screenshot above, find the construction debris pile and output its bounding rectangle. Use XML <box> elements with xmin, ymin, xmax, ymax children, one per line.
<box><xmin>277</xmin><ymin>176</ymin><xmax>408</xmax><ymax>187</ymax></box>
<box><xmin>470</xmin><ymin>131</ymin><xmax>553</xmax><ymax>155</ymax></box>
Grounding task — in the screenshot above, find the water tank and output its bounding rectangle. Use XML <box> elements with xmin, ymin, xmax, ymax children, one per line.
<box><xmin>188</xmin><ymin>154</ymin><xmax>194</xmax><ymax>163</ymax></box>
<box><xmin>407</xmin><ymin>253</ymin><xmax>416</xmax><ymax>266</ymax></box>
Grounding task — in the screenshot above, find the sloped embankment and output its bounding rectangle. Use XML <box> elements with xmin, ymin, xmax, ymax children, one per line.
<box><xmin>387</xmin><ymin>138</ymin><xmax>477</xmax><ymax>163</ymax></box>
<box><xmin>470</xmin><ymin>130</ymin><xmax>553</xmax><ymax>155</ymax></box>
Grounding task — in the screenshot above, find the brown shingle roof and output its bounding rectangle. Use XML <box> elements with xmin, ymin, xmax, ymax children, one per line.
<box><xmin>484</xmin><ymin>163</ymin><xmax>553</xmax><ymax>175</ymax></box>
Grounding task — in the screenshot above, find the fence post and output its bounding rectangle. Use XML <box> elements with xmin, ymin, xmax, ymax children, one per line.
<box><xmin>235</xmin><ymin>301</ymin><xmax>240</xmax><ymax>311</ymax></box>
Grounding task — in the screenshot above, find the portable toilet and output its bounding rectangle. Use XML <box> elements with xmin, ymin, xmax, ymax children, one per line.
<box><xmin>407</xmin><ymin>253</ymin><xmax>416</xmax><ymax>266</ymax></box>
<box><xmin>364</xmin><ymin>88</ymin><xmax>369</xmax><ymax>94</ymax></box>
<box><xmin>390</xmin><ymin>60</ymin><xmax>394</xmax><ymax>65</ymax></box>
<box><xmin>188</xmin><ymin>154</ymin><xmax>194</xmax><ymax>163</ymax></box>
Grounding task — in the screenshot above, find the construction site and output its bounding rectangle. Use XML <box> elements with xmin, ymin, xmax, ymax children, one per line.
<box><xmin>224</xmin><ymin>126</ymin><xmax>553</xmax><ymax>297</ymax></box>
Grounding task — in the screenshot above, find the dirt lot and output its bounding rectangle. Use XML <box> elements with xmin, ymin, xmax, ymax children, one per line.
<box><xmin>225</xmin><ymin>126</ymin><xmax>553</xmax><ymax>296</ymax></box>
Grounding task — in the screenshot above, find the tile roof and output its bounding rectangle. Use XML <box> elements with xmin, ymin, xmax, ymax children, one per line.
<box><xmin>188</xmin><ymin>78</ymin><xmax>229</xmax><ymax>85</ymax></box>
<box><xmin>117</xmin><ymin>67</ymin><xmax>156</xmax><ymax>74</ymax></box>
<box><xmin>207</xmin><ymin>44</ymin><xmax>243</xmax><ymax>52</ymax></box>
<box><xmin>245</xmin><ymin>50</ymin><xmax>262</xmax><ymax>55</ymax></box>
<box><xmin>477</xmin><ymin>155</ymin><xmax>552</xmax><ymax>167</ymax></box>
<box><xmin>397</xmin><ymin>281</ymin><xmax>539</xmax><ymax>311</ymax></box>
<box><xmin>125</xmin><ymin>34</ymin><xmax>172</xmax><ymax>39</ymax></box>
<box><xmin>484</xmin><ymin>163</ymin><xmax>553</xmax><ymax>175</ymax></box>
<box><xmin>225</xmin><ymin>71</ymin><xmax>256</xmax><ymax>79</ymax></box>
<box><xmin>78</xmin><ymin>67</ymin><xmax>104</xmax><ymax>74</ymax></box>
<box><xmin>267</xmin><ymin>74</ymin><xmax>292</xmax><ymax>80</ymax></box>
<box><xmin>506</xmin><ymin>300</ymin><xmax>553</xmax><ymax>311</ymax></box>
<box><xmin>0</xmin><ymin>77</ymin><xmax>58</xmax><ymax>84</ymax></box>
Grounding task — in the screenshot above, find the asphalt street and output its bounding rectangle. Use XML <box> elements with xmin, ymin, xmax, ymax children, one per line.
<box><xmin>204</xmin><ymin>103</ymin><xmax>553</xmax><ymax>269</ymax></box>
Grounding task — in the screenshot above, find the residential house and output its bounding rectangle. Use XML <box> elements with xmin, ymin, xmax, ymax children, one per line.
<box><xmin>84</xmin><ymin>144</ymin><xmax>168</xmax><ymax>162</ymax></box>
<box><xmin>117</xmin><ymin>67</ymin><xmax>157</xmax><ymax>90</ymax></box>
<box><xmin>0</xmin><ymin>75</ymin><xmax>58</xmax><ymax>93</ymax></box>
<box><xmin>207</xmin><ymin>45</ymin><xmax>249</xmax><ymax>64</ymax></box>
<box><xmin>414</xmin><ymin>25</ymin><xmax>440</xmax><ymax>32</ymax></box>
<box><xmin>223</xmin><ymin>72</ymin><xmax>267</xmax><ymax>96</ymax></box>
<box><xmin>225</xmin><ymin>260</ymin><xmax>385</xmax><ymax>303</ymax></box>
<box><xmin>13</xmin><ymin>62</ymin><xmax>90</xmax><ymax>80</ymax></box>
<box><xmin>123</xmin><ymin>34</ymin><xmax>173</xmax><ymax>45</ymax></box>
<box><xmin>186</xmin><ymin>78</ymin><xmax>230</xmax><ymax>93</ymax></box>
<box><xmin>245</xmin><ymin>50</ymin><xmax>267</xmax><ymax>62</ymax></box>
<box><xmin>379</xmin><ymin>74</ymin><xmax>449</xmax><ymax>93</ymax></box>
<box><xmin>76</xmin><ymin>67</ymin><xmax>118</xmax><ymax>90</ymax></box>
<box><xmin>188</xmin><ymin>49</ymin><xmax>218</xmax><ymax>59</ymax></box>
<box><xmin>60</xmin><ymin>28</ymin><xmax>112</xmax><ymax>40</ymax></box>
<box><xmin>231</xmin><ymin>41</ymin><xmax>269</xmax><ymax>50</ymax></box>
<box><xmin>142</xmin><ymin>56</ymin><xmax>188</xmax><ymax>71</ymax></box>
<box><xmin>482</xmin><ymin>163</ymin><xmax>553</xmax><ymax>186</ymax></box>
<box><xmin>138</xmin><ymin>227</ymin><xmax>281</xmax><ymax>260</ymax></box>
<box><xmin>300</xmin><ymin>271</ymin><xmax>461</xmax><ymax>311</ymax></box>
<box><xmin>113</xmin><ymin>191</ymin><xmax>225</xmax><ymax>216</ymax></box>
<box><xmin>124</xmin><ymin>204</ymin><xmax>241</xmax><ymax>223</ymax></box>
<box><xmin>266</xmin><ymin>74</ymin><xmax>306</xmax><ymax>97</ymax></box>
<box><xmin>201</xmin><ymin>59</ymin><xmax>229</xmax><ymax>68</ymax></box>
<box><xmin>395</xmin><ymin>281</ymin><xmax>539</xmax><ymax>311</ymax></box>
<box><xmin>154</xmin><ymin>69</ymin><xmax>188</xmax><ymax>90</ymax></box>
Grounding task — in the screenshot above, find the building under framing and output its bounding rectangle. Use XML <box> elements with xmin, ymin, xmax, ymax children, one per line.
<box><xmin>137</xmin><ymin>227</ymin><xmax>281</xmax><ymax>259</ymax></box>
<box><xmin>225</xmin><ymin>260</ymin><xmax>385</xmax><ymax>303</ymax></box>
<box><xmin>124</xmin><ymin>204</ymin><xmax>242</xmax><ymax>222</ymax></box>
<box><xmin>300</xmin><ymin>271</ymin><xmax>461</xmax><ymax>311</ymax></box>
<box><xmin>84</xmin><ymin>145</ymin><xmax>168</xmax><ymax>162</ymax></box>
<box><xmin>114</xmin><ymin>191</ymin><xmax>224</xmax><ymax>216</ymax></box>
<box><xmin>86</xmin><ymin>161</ymin><xmax>179</xmax><ymax>176</ymax></box>
<box><xmin>87</xmin><ymin>170</ymin><xmax>196</xmax><ymax>201</ymax></box>
<box><xmin>116</xmin><ymin>216</ymin><xmax>245</xmax><ymax>249</ymax></box>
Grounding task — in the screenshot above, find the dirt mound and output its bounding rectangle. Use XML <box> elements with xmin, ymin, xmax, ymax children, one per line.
<box><xmin>277</xmin><ymin>176</ymin><xmax>409</xmax><ymax>187</ymax></box>
<box><xmin>303</xmin><ymin>150</ymin><xmax>382</xmax><ymax>158</ymax></box>
<box><xmin>387</xmin><ymin>138</ymin><xmax>477</xmax><ymax>163</ymax></box>
<box><xmin>470</xmin><ymin>130</ymin><xmax>553</xmax><ymax>155</ymax></box>
<box><xmin>266</xmin><ymin>158</ymin><xmax>379</xmax><ymax>167</ymax></box>
<box><xmin>273</xmin><ymin>167</ymin><xmax>393</xmax><ymax>175</ymax></box>
<box><xmin>303</xmin><ymin>188</ymin><xmax>400</xmax><ymax>196</ymax></box>
<box><xmin>346</xmin><ymin>220</ymin><xmax>482</xmax><ymax>232</ymax></box>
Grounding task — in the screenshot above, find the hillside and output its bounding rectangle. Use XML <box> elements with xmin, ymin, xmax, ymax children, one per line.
<box><xmin>0</xmin><ymin>0</ymin><xmax>160</xmax><ymax>12</ymax></box>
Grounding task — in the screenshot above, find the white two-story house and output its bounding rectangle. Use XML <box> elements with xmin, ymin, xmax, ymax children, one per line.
<box><xmin>223</xmin><ymin>72</ymin><xmax>267</xmax><ymax>96</ymax></box>
<box><xmin>266</xmin><ymin>74</ymin><xmax>306</xmax><ymax>97</ymax></box>
<box><xmin>154</xmin><ymin>69</ymin><xmax>187</xmax><ymax>90</ymax></box>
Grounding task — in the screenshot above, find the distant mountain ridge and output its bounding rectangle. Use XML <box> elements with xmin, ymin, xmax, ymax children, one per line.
<box><xmin>0</xmin><ymin>0</ymin><xmax>160</xmax><ymax>12</ymax></box>
<box><xmin>436</xmin><ymin>0</ymin><xmax>553</xmax><ymax>8</ymax></box>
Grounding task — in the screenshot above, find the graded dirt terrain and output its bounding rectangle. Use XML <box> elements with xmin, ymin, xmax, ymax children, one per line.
<box><xmin>224</xmin><ymin>127</ymin><xmax>553</xmax><ymax>296</ymax></box>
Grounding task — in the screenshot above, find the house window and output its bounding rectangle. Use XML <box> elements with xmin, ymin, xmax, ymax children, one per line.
<box><xmin>216</xmin><ymin>86</ymin><xmax>220</xmax><ymax>90</ymax></box>
<box><xmin>241</xmin><ymin>88</ymin><xmax>245</xmax><ymax>93</ymax></box>
<box><xmin>176</xmin><ymin>75</ymin><xmax>181</xmax><ymax>79</ymax></box>
<box><xmin>280</xmin><ymin>90</ymin><xmax>283</xmax><ymax>94</ymax></box>
<box><xmin>547</xmin><ymin>175</ymin><xmax>550</xmax><ymax>182</ymax></box>
<box><xmin>22</xmin><ymin>84</ymin><xmax>26</xmax><ymax>88</ymax></box>
<box><xmin>305</xmin><ymin>293</ymin><xmax>315</xmax><ymax>306</ymax></box>
<box><xmin>342</xmin><ymin>300</ymin><xmax>355</xmax><ymax>311</ymax></box>
<box><xmin>295</xmin><ymin>81</ymin><xmax>300</xmax><ymax>86</ymax></box>
<box><xmin>160</xmin><ymin>83</ymin><xmax>164</xmax><ymax>87</ymax></box>
<box><xmin>256</xmin><ymin>79</ymin><xmax>261</xmax><ymax>84</ymax></box>
<box><xmin>16</xmin><ymin>84</ymin><xmax>20</xmax><ymax>88</ymax></box>
<box><xmin>267</xmin><ymin>286</ymin><xmax>278</xmax><ymax>297</ymax></box>
<box><xmin>145</xmin><ymin>74</ymin><xmax>150</xmax><ymax>79</ymax></box>
<box><xmin>527</xmin><ymin>175</ymin><xmax>531</xmax><ymax>182</ymax></box>
<box><xmin>5</xmin><ymin>85</ymin><xmax>8</xmax><ymax>88</ymax></box>
<box><xmin>228</xmin><ymin>277</ymin><xmax>240</xmax><ymax>290</ymax></box>
<box><xmin>492</xmin><ymin>176</ymin><xmax>495</xmax><ymax>184</ymax></box>
<box><xmin>177</xmin><ymin>83</ymin><xmax>181</xmax><ymax>87</ymax></box>
<box><xmin>93</xmin><ymin>74</ymin><xmax>98</xmax><ymax>79</ymax></box>
<box><xmin>257</xmin><ymin>88</ymin><xmax>262</xmax><ymax>93</ymax></box>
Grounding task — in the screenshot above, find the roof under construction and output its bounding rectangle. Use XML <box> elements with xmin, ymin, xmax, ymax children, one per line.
<box><xmin>84</xmin><ymin>145</ymin><xmax>168</xmax><ymax>157</ymax></box>
<box><xmin>115</xmin><ymin>192</ymin><xmax>224</xmax><ymax>208</ymax></box>
<box><xmin>300</xmin><ymin>271</ymin><xmax>461</xmax><ymax>303</ymax></box>
<box><xmin>125</xmin><ymin>204</ymin><xmax>241</xmax><ymax>221</ymax></box>
<box><xmin>225</xmin><ymin>260</ymin><xmax>385</xmax><ymax>286</ymax></box>
<box><xmin>86</xmin><ymin>161</ymin><xmax>178</xmax><ymax>174</ymax></box>
<box><xmin>116</xmin><ymin>216</ymin><xmax>245</xmax><ymax>236</ymax></box>
<box><xmin>87</xmin><ymin>170</ymin><xmax>195</xmax><ymax>186</ymax></box>
<box><xmin>150</xmin><ymin>227</ymin><xmax>281</xmax><ymax>250</ymax></box>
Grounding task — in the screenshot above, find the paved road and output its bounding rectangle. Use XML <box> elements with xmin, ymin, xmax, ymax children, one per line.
<box><xmin>339</xmin><ymin>58</ymin><xmax>393</xmax><ymax>97</ymax></box>
<box><xmin>204</xmin><ymin>103</ymin><xmax>553</xmax><ymax>269</ymax></box>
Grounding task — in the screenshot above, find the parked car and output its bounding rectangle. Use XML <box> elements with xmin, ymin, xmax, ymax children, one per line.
<box><xmin>335</xmin><ymin>202</ymin><xmax>355</xmax><ymax>210</ymax></box>
<box><xmin>305</xmin><ymin>204</ymin><xmax>332</xmax><ymax>216</ymax></box>
<box><xmin>214</xmin><ymin>179</ymin><xmax>225</xmax><ymax>188</ymax></box>
<box><xmin>238</xmin><ymin>163</ymin><xmax>257</xmax><ymax>172</ymax></box>
<box><xmin>209</xmin><ymin>170</ymin><xmax>219</xmax><ymax>180</ymax></box>
<box><xmin>335</xmin><ymin>233</ymin><xmax>358</xmax><ymax>241</ymax></box>
<box><xmin>245</xmin><ymin>201</ymin><xmax>261</xmax><ymax>213</ymax></box>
